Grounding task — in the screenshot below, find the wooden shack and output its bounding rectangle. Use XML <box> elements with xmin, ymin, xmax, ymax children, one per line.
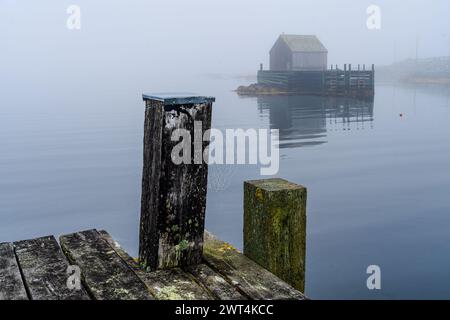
<box><xmin>270</xmin><ymin>34</ymin><xmax>328</xmax><ymax>71</ymax></box>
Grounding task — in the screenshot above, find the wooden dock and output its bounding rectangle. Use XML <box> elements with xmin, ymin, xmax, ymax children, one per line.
<box><xmin>0</xmin><ymin>229</ymin><xmax>306</xmax><ymax>300</ymax></box>
<box><xmin>256</xmin><ymin>64</ymin><xmax>375</xmax><ymax>98</ymax></box>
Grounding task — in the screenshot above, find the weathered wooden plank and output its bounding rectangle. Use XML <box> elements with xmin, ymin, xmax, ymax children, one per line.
<box><xmin>139</xmin><ymin>94</ymin><xmax>214</xmax><ymax>270</ymax></box>
<box><xmin>59</xmin><ymin>229</ymin><xmax>153</xmax><ymax>300</ymax></box>
<box><xmin>98</xmin><ymin>230</ymin><xmax>140</xmax><ymax>272</ymax></box>
<box><xmin>203</xmin><ymin>231</ymin><xmax>307</xmax><ymax>300</ymax></box>
<box><xmin>14</xmin><ymin>236</ymin><xmax>90</xmax><ymax>300</ymax></box>
<box><xmin>0</xmin><ymin>243</ymin><xmax>28</xmax><ymax>300</ymax></box>
<box><xmin>185</xmin><ymin>263</ymin><xmax>247</xmax><ymax>300</ymax></box>
<box><xmin>99</xmin><ymin>230</ymin><xmax>212</xmax><ymax>300</ymax></box>
<box><xmin>139</xmin><ymin>268</ymin><xmax>213</xmax><ymax>300</ymax></box>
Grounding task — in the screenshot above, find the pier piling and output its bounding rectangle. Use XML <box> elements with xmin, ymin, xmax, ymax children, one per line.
<box><xmin>139</xmin><ymin>94</ymin><xmax>215</xmax><ymax>271</ymax></box>
<box><xmin>243</xmin><ymin>178</ymin><xmax>307</xmax><ymax>292</ymax></box>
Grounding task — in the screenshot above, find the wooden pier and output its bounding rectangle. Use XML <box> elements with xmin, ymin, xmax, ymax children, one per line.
<box><xmin>0</xmin><ymin>94</ymin><xmax>308</xmax><ymax>300</ymax></box>
<box><xmin>0</xmin><ymin>229</ymin><xmax>306</xmax><ymax>300</ymax></box>
<box><xmin>254</xmin><ymin>64</ymin><xmax>375</xmax><ymax>98</ymax></box>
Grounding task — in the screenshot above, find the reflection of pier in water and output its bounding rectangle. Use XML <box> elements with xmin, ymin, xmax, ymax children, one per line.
<box><xmin>257</xmin><ymin>95</ymin><xmax>374</xmax><ymax>149</ymax></box>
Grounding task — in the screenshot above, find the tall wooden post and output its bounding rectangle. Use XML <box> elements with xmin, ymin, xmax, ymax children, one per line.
<box><xmin>348</xmin><ymin>64</ymin><xmax>352</xmax><ymax>90</ymax></box>
<box><xmin>344</xmin><ymin>64</ymin><xmax>348</xmax><ymax>93</ymax></box>
<box><xmin>321</xmin><ymin>67</ymin><xmax>325</xmax><ymax>93</ymax></box>
<box><xmin>139</xmin><ymin>94</ymin><xmax>214</xmax><ymax>271</ymax></box>
<box><xmin>371</xmin><ymin>64</ymin><xmax>375</xmax><ymax>91</ymax></box>
<box><xmin>243</xmin><ymin>178</ymin><xmax>307</xmax><ymax>292</ymax></box>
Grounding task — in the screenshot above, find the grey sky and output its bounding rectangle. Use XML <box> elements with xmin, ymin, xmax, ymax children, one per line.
<box><xmin>2</xmin><ymin>0</ymin><xmax>450</xmax><ymax>80</ymax></box>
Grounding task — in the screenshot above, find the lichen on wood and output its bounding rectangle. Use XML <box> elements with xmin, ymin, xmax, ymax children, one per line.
<box><xmin>244</xmin><ymin>178</ymin><xmax>307</xmax><ymax>293</ymax></box>
<box><xmin>185</xmin><ymin>263</ymin><xmax>246</xmax><ymax>300</ymax></box>
<box><xmin>203</xmin><ymin>231</ymin><xmax>306</xmax><ymax>300</ymax></box>
<box><xmin>60</xmin><ymin>229</ymin><xmax>153</xmax><ymax>300</ymax></box>
<box><xmin>0</xmin><ymin>229</ymin><xmax>308</xmax><ymax>300</ymax></box>
<box><xmin>99</xmin><ymin>230</ymin><xmax>212</xmax><ymax>300</ymax></box>
<box><xmin>139</xmin><ymin>268</ymin><xmax>212</xmax><ymax>300</ymax></box>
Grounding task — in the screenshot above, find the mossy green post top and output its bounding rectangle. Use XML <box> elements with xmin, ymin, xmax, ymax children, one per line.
<box><xmin>142</xmin><ymin>93</ymin><xmax>216</xmax><ymax>106</ymax></box>
<box><xmin>244</xmin><ymin>178</ymin><xmax>307</xmax><ymax>293</ymax></box>
<box><xmin>245</xmin><ymin>178</ymin><xmax>305</xmax><ymax>192</ymax></box>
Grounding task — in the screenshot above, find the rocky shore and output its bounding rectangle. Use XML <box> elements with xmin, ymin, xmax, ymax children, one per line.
<box><xmin>235</xmin><ymin>83</ymin><xmax>291</xmax><ymax>95</ymax></box>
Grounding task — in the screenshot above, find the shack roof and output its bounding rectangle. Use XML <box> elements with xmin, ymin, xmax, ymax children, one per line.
<box><xmin>273</xmin><ymin>35</ymin><xmax>328</xmax><ymax>53</ymax></box>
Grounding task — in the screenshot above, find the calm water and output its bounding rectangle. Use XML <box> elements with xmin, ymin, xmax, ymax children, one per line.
<box><xmin>1</xmin><ymin>75</ymin><xmax>450</xmax><ymax>299</ymax></box>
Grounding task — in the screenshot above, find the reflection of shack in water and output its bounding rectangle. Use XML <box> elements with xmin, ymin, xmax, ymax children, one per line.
<box><xmin>257</xmin><ymin>95</ymin><xmax>374</xmax><ymax>149</ymax></box>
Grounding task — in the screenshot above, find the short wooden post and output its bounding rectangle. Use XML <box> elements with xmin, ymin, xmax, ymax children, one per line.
<box><xmin>139</xmin><ymin>94</ymin><xmax>215</xmax><ymax>271</ymax></box>
<box><xmin>243</xmin><ymin>178</ymin><xmax>307</xmax><ymax>292</ymax></box>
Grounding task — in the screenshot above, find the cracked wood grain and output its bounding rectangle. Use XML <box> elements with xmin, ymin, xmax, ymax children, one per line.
<box><xmin>14</xmin><ymin>236</ymin><xmax>89</xmax><ymax>300</ymax></box>
<box><xmin>60</xmin><ymin>229</ymin><xmax>153</xmax><ymax>300</ymax></box>
<box><xmin>0</xmin><ymin>242</ymin><xmax>28</xmax><ymax>300</ymax></box>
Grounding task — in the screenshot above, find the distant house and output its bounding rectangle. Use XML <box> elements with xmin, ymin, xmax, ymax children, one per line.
<box><xmin>270</xmin><ymin>35</ymin><xmax>328</xmax><ymax>71</ymax></box>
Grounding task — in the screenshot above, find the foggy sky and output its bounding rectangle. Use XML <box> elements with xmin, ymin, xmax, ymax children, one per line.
<box><xmin>2</xmin><ymin>0</ymin><xmax>450</xmax><ymax>84</ymax></box>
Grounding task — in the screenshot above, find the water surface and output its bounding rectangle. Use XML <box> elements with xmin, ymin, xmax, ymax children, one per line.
<box><xmin>1</xmin><ymin>77</ymin><xmax>450</xmax><ymax>299</ymax></box>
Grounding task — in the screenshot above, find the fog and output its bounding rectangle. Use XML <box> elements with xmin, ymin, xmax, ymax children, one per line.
<box><xmin>2</xmin><ymin>0</ymin><xmax>450</xmax><ymax>89</ymax></box>
<box><xmin>2</xmin><ymin>2</ymin><xmax>450</xmax><ymax>299</ymax></box>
